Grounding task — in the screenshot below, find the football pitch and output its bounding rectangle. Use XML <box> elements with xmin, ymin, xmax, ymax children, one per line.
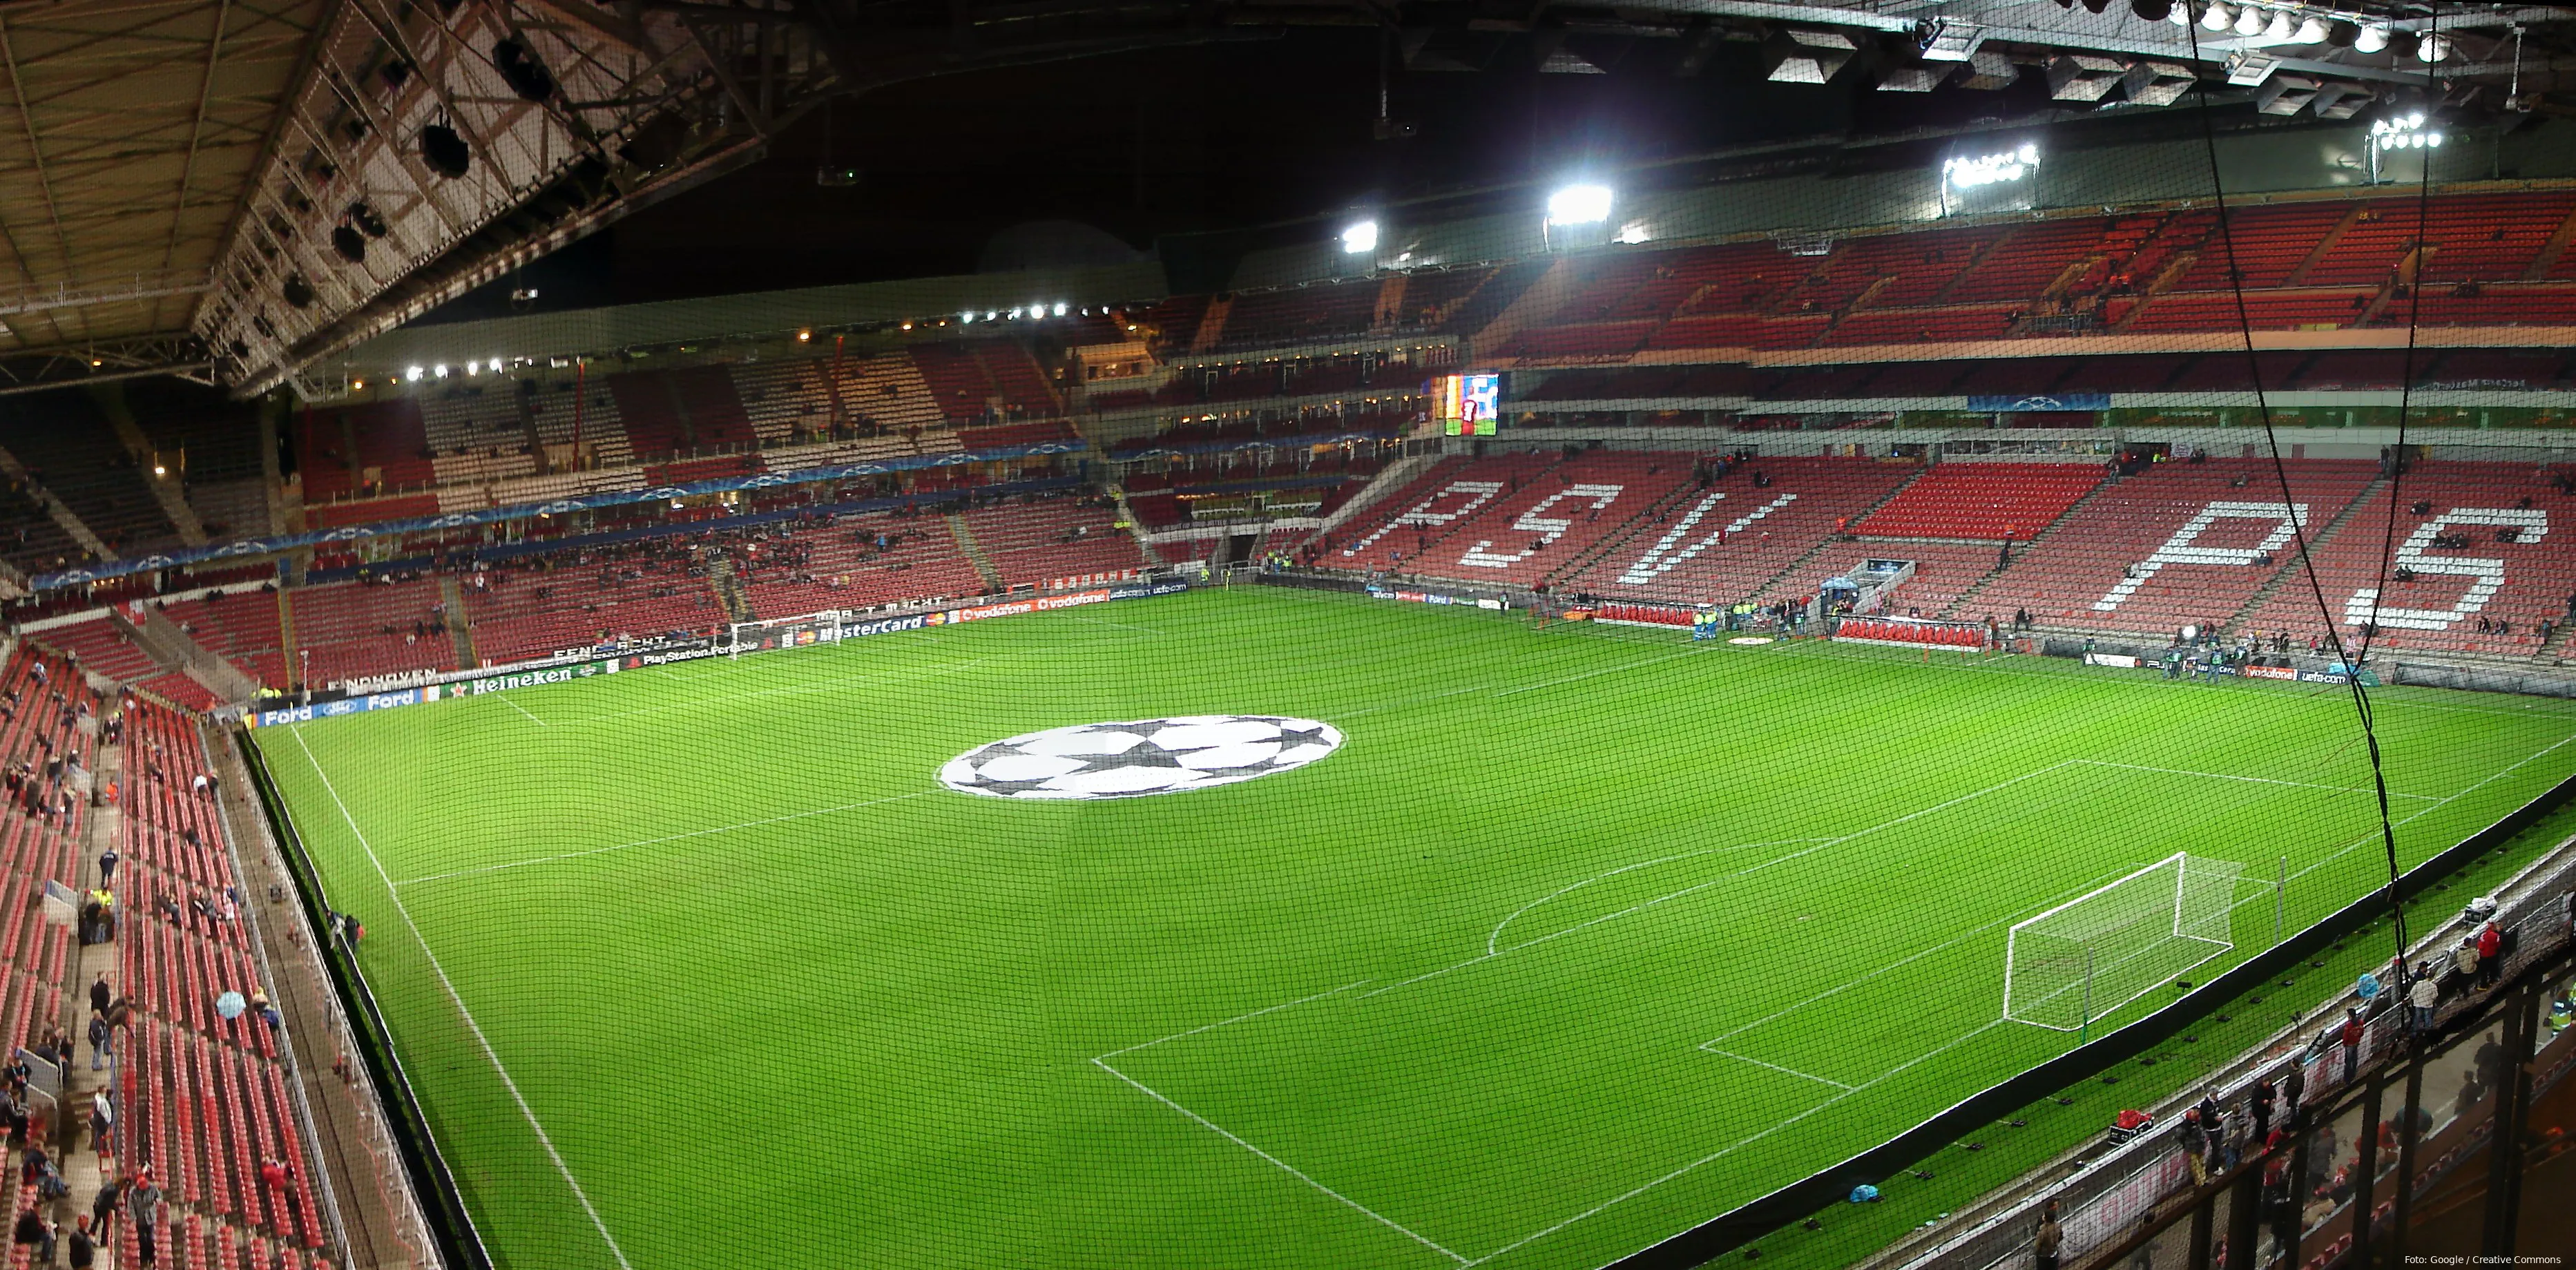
<box><xmin>247</xmin><ymin>585</ymin><xmax>2576</xmax><ymax>1270</ymax></box>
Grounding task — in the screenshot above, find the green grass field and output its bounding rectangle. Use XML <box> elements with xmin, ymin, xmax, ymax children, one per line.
<box><xmin>247</xmin><ymin>585</ymin><xmax>2576</xmax><ymax>1270</ymax></box>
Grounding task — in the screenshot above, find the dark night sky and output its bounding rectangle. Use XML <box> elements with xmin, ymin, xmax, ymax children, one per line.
<box><xmin>423</xmin><ymin>26</ymin><xmax>2116</xmax><ymax>320</ymax></box>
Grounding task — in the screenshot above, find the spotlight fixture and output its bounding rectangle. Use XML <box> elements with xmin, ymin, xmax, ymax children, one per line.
<box><xmin>330</xmin><ymin>224</ymin><xmax>366</xmax><ymax>264</ymax></box>
<box><xmin>2355</xmin><ymin>23</ymin><xmax>2387</xmax><ymax>52</ymax></box>
<box><xmin>420</xmin><ymin>122</ymin><xmax>471</xmax><ymax>179</ymax></box>
<box><xmin>281</xmin><ymin>274</ymin><xmax>315</xmax><ymax>309</ymax></box>
<box><xmin>1546</xmin><ymin>184</ymin><xmax>1614</xmax><ymax>225</ymax></box>
<box><xmin>2167</xmin><ymin>1</ymin><xmax>2191</xmax><ymax>25</ymax></box>
<box><xmin>491</xmin><ymin>38</ymin><xmax>555</xmax><ymax>102</ymax></box>
<box><xmin>1340</xmin><ymin>220</ymin><xmax>1381</xmax><ymax>254</ymax></box>
<box><xmin>2417</xmin><ymin>32</ymin><xmax>2449</xmax><ymax>61</ymax></box>
<box><xmin>2235</xmin><ymin>5</ymin><xmax>2265</xmax><ymax>36</ymax></box>
<box><xmin>2202</xmin><ymin>2</ymin><xmax>2231</xmax><ymax>31</ymax></box>
<box><xmin>2294</xmin><ymin>16</ymin><xmax>2328</xmax><ymax>42</ymax></box>
<box><xmin>2131</xmin><ymin>0</ymin><xmax>2172</xmax><ymax>21</ymax></box>
<box><xmin>2265</xmin><ymin>10</ymin><xmax>2294</xmax><ymax>40</ymax></box>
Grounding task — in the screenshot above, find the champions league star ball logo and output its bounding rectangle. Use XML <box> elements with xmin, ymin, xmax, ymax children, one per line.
<box><xmin>939</xmin><ymin>715</ymin><xmax>1345</xmax><ymax>800</ymax></box>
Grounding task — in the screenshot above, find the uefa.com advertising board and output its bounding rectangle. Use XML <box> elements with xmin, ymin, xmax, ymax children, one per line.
<box><xmin>242</xmin><ymin>579</ymin><xmax>1194</xmax><ymax>731</ymax></box>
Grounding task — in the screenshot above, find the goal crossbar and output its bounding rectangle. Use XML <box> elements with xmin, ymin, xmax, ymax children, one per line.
<box><xmin>2003</xmin><ymin>852</ymin><xmax>2244</xmax><ymax>1032</ymax></box>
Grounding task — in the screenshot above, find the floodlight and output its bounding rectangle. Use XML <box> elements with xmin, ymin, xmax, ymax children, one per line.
<box><xmin>2265</xmin><ymin>10</ymin><xmax>2294</xmax><ymax>40</ymax></box>
<box><xmin>2166</xmin><ymin>1</ymin><xmax>2191</xmax><ymax>25</ymax></box>
<box><xmin>1340</xmin><ymin>220</ymin><xmax>1381</xmax><ymax>254</ymax></box>
<box><xmin>2131</xmin><ymin>0</ymin><xmax>2172</xmax><ymax>21</ymax></box>
<box><xmin>2235</xmin><ymin>5</ymin><xmax>2265</xmax><ymax>36</ymax></box>
<box><xmin>961</xmin><ymin>311</ymin><xmax>976</xmax><ymax>324</ymax></box>
<box><xmin>2416</xmin><ymin>32</ymin><xmax>2448</xmax><ymax>61</ymax></box>
<box><xmin>2202</xmin><ymin>2</ymin><xmax>2231</xmax><ymax>31</ymax></box>
<box><xmin>1052</xmin><ymin>302</ymin><xmax>1068</xmax><ymax>316</ymax></box>
<box><xmin>1546</xmin><ymin>184</ymin><xmax>1614</xmax><ymax>225</ymax></box>
<box><xmin>2355</xmin><ymin>23</ymin><xmax>2387</xmax><ymax>52</ymax></box>
<box><xmin>405</xmin><ymin>365</ymin><xmax>423</xmax><ymax>383</ymax></box>
<box><xmin>433</xmin><ymin>363</ymin><xmax>448</xmax><ymax>378</ymax></box>
<box><xmin>2294</xmin><ymin>16</ymin><xmax>2327</xmax><ymax>41</ymax></box>
<box><xmin>153</xmin><ymin>464</ymin><xmax>166</xmax><ymax>477</ymax></box>
<box><xmin>797</xmin><ymin>329</ymin><xmax>812</xmax><ymax>342</ymax></box>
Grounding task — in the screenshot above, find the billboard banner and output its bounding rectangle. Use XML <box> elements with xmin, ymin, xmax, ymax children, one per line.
<box><xmin>253</xmin><ymin>576</ymin><xmax>1197</xmax><ymax>730</ymax></box>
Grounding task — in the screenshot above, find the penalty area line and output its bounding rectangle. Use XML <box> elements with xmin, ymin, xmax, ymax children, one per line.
<box><xmin>2071</xmin><ymin>760</ymin><xmax>2441</xmax><ymax>801</ymax></box>
<box><xmin>1703</xmin><ymin>1050</ymin><xmax>1852</xmax><ymax>1090</ymax></box>
<box><xmin>285</xmin><ymin>726</ymin><xmax>635</xmax><ymax>1270</ymax></box>
<box><xmin>1092</xmin><ymin>1057</ymin><xmax>1468</xmax><ymax>1265</ymax></box>
<box><xmin>1464</xmin><ymin>1019</ymin><xmax>2010</xmax><ymax>1267</ymax></box>
<box><xmin>500</xmin><ymin>696</ymin><xmax>548</xmax><ymax>729</ymax></box>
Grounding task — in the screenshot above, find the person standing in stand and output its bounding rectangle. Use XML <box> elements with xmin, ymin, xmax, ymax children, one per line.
<box><xmin>2282</xmin><ymin>1058</ymin><xmax>2307</xmax><ymax>1127</ymax></box>
<box><xmin>2033</xmin><ymin>1199</ymin><xmax>2064</xmax><ymax>1270</ymax></box>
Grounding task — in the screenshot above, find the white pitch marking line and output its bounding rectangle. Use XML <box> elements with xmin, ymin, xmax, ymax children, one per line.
<box><xmin>1367</xmin><ymin>762</ymin><xmax>2081</xmax><ymax>1000</ymax></box>
<box><xmin>2288</xmin><ymin>729</ymin><xmax>2576</xmax><ymax>887</ymax></box>
<box><xmin>2072</xmin><ymin>759</ymin><xmax>2441</xmax><ymax>800</ymax></box>
<box><xmin>394</xmin><ymin>790</ymin><xmax>939</xmax><ymax>886</ymax></box>
<box><xmin>1097</xmin><ymin>981</ymin><xmax>1372</xmax><ymax>1061</ymax></box>
<box><xmin>286</xmin><ymin>726</ymin><xmax>635</xmax><ymax>1270</ymax></box>
<box><xmin>1463</xmin><ymin>1020</ymin><xmax>2011</xmax><ymax>1267</ymax></box>
<box><xmin>1703</xmin><ymin>1050</ymin><xmax>1853</xmax><ymax>1090</ymax></box>
<box><xmin>1486</xmin><ymin>840</ymin><xmax>1825</xmax><ymax>956</ymax></box>
<box><xmin>1340</xmin><ymin>684</ymin><xmax>1495</xmax><ymax>720</ymax></box>
<box><xmin>1093</xmin><ymin>1057</ymin><xmax>1470</xmax><ymax>1265</ymax></box>
<box><xmin>500</xmin><ymin>696</ymin><xmax>548</xmax><ymax>728</ymax></box>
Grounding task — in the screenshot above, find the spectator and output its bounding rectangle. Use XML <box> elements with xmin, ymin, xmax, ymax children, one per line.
<box><xmin>2249</xmin><ymin>1072</ymin><xmax>2275</xmax><ymax>1142</ymax></box>
<box><xmin>2179</xmin><ymin>1109</ymin><xmax>2209</xmax><ymax>1184</ymax></box>
<box><xmin>2409</xmin><ymin>970</ymin><xmax>2440</xmax><ymax>1033</ymax></box>
<box><xmin>88</xmin><ymin>1096</ymin><xmax>110</xmax><ymax>1164</ymax></box>
<box><xmin>2340</xmin><ymin>1007</ymin><xmax>2365</xmax><ymax>1084</ymax></box>
<box><xmin>88</xmin><ymin>1010</ymin><xmax>110</xmax><ymax>1072</ymax></box>
<box><xmin>65</xmin><ymin>1215</ymin><xmax>92</xmax><ymax>1270</ymax></box>
<box><xmin>2034</xmin><ymin>1199</ymin><xmax>2063</xmax><ymax>1270</ymax></box>
<box><xmin>12</xmin><ymin>1206</ymin><xmax>50</xmax><ymax>1266</ymax></box>
<box><xmin>2453</xmin><ymin>936</ymin><xmax>2481</xmax><ymax>994</ymax></box>
<box><xmin>95</xmin><ymin>847</ymin><xmax>115</xmax><ymax>886</ymax></box>
<box><xmin>2282</xmin><ymin>1059</ymin><xmax>2307</xmax><ymax>1126</ymax></box>
<box><xmin>90</xmin><ymin>1175</ymin><xmax>121</xmax><ymax>1245</ymax></box>
<box><xmin>2477</xmin><ymin>923</ymin><xmax>2503</xmax><ymax>990</ymax></box>
<box><xmin>127</xmin><ymin>1169</ymin><xmax>161</xmax><ymax>1264</ymax></box>
<box><xmin>88</xmin><ymin>972</ymin><xmax>109</xmax><ymax>1019</ymax></box>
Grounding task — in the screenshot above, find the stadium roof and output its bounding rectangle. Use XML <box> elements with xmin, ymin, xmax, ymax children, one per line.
<box><xmin>6</xmin><ymin>0</ymin><xmax>2572</xmax><ymax>400</ymax></box>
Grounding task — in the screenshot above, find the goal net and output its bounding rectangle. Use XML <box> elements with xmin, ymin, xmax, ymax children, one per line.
<box><xmin>2003</xmin><ymin>853</ymin><xmax>2245</xmax><ymax>1032</ymax></box>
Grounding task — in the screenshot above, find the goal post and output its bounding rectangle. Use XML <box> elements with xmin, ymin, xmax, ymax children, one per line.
<box><xmin>2003</xmin><ymin>853</ymin><xmax>2245</xmax><ymax>1032</ymax></box>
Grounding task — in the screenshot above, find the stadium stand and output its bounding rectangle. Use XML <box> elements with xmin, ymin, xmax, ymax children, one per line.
<box><xmin>731</xmin><ymin>511</ymin><xmax>988</xmax><ymax>619</ymax></box>
<box><xmin>1217</xmin><ymin>282</ymin><xmax>1381</xmax><ymax>349</ymax></box>
<box><xmin>463</xmin><ymin>541</ymin><xmax>729</xmax><ymax>665</ymax></box>
<box><xmin>1852</xmin><ymin>462</ymin><xmax>2105</xmax><ymax>540</ymax></box>
<box><xmin>1758</xmin><ymin>540</ymin><xmax>2021</xmax><ymax>617</ymax></box>
<box><xmin>284</xmin><ymin>579</ymin><xmax>454</xmax><ymax>691</ymax></box>
<box><xmin>162</xmin><ymin>591</ymin><xmax>290</xmax><ymax>693</ymax></box>
<box><xmin>0</xmin><ymin>394</ymin><xmax>182</xmax><ymax>556</ymax></box>
<box><xmin>960</xmin><ymin>495</ymin><xmax>1144</xmax><ymax>589</ymax></box>
<box><xmin>1965</xmin><ymin>459</ymin><xmax>2381</xmax><ymax>639</ymax></box>
<box><xmin>118</xmin><ymin>697</ymin><xmax>331</xmax><ymax>1259</ymax></box>
<box><xmin>2232</xmin><ymin>461</ymin><xmax>2573</xmax><ymax>656</ymax></box>
<box><xmin>1360</xmin><ymin>452</ymin><xmax>1701</xmax><ymax>589</ymax></box>
<box><xmin>1555</xmin><ymin>459</ymin><xmax>1922</xmax><ymax>605</ymax></box>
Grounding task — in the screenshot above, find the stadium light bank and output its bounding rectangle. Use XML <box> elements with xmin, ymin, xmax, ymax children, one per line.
<box><xmin>1542</xmin><ymin>184</ymin><xmax>1614</xmax><ymax>251</ymax></box>
<box><xmin>1937</xmin><ymin>144</ymin><xmax>2039</xmax><ymax>216</ymax></box>
<box><xmin>2368</xmin><ymin>114</ymin><xmax>2443</xmax><ymax>183</ymax></box>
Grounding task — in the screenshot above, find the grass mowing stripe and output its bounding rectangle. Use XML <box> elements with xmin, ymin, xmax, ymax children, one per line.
<box><xmin>283</xmin><ymin>724</ymin><xmax>633</xmax><ymax>1270</ymax></box>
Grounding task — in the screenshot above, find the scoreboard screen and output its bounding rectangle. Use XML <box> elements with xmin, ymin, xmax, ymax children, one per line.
<box><xmin>1433</xmin><ymin>372</ymin><xmax>1501</xmax><ymax>436</ymax></box>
